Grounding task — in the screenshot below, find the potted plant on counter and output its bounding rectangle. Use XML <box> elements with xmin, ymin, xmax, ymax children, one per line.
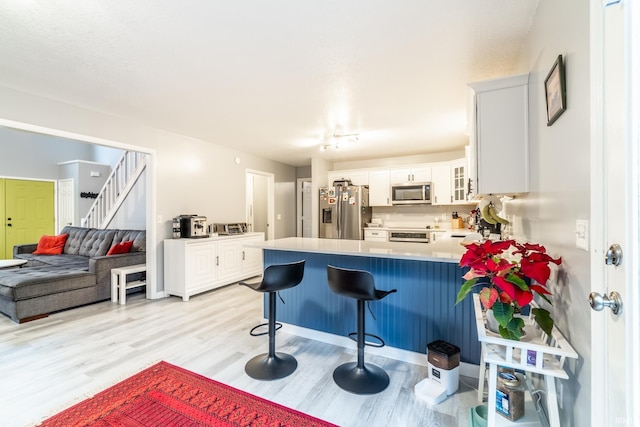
<box><xmin>455</xmin><ymin>239</ymin><xmax>562</xmax><ymax>340</ymax></box>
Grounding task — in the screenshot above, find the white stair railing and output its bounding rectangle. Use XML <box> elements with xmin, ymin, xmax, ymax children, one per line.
<box><xmin>81</xmin><ymin>151</ymin><xmax>146</xmax><ymax>229</ymax></box>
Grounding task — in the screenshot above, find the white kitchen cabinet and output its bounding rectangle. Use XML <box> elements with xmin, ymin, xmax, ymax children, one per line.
<box><xmin>412</xmin><ymin>166</ymin><xmax>432</xmax><ymax>183</ymax></box>
<box><xmin>451</xmin><ymin>158</ymin><xmax>469</xmax><ymax>203</ymax></box>
<box><xmin>326</xmin><ymin>158</ymin><xmax>470</xmax><ymax>206</ymax></box>
<box><xmin>216</xmin><ymin>239</ymin><xmax>243</xmax><ymax>285</ymax></box>
<box><xmin>368</xmin><ymin>170</ymin><xmax>392</xmax><ymax>206</ymax></box>
<box><xmin>364</xmin><ymin>228</ymin><xmax>389</xmax><ymax>242</ymax></box>
<box><xmin>389</xmin><ymin>165</ymin><xmax>431</xmax><ymax>184</ymax></box>
<box><xmin>327</xmin><ymin>170</ymin><xmax>368</xmax><ymax>186</ymax></box>
<box><xmin>164</xmin><ymin>233</ymin><xmax>264</xmax><ymax>301</ymax></box>
<box><xmin>184</xmin><ymin>240</ymin><xmax>217</xmax><ymax>293</ymax></box>
<box><xmin>468</xmin><ymin>74</ymin><xmax>529</xmax><ymax>195</ymax></box>
<box><xmin>241</xmin><ymin>234</ymin><xmax>264</xmax><ymax>276</ymax></box>
<box><xmin>431</xmin><ymin>163</ymin><xmax>452</xmax><ymax>205</ymax></box>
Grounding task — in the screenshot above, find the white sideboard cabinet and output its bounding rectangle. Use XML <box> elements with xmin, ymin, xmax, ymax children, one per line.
<box><xmin>164</xmin><ymin>233</ymin><xmax>264</xmax><ymax>301</ymax></box>
<box><xmin>468</xmin><ymin>74</ymin><xmax>529</xmax><ymax>196</ymax></box>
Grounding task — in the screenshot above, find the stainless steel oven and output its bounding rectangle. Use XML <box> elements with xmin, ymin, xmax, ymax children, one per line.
<box><xmin>388</xmin><ymin>229</ymin><xmax>430</xmax><ymax>243</ymax></box>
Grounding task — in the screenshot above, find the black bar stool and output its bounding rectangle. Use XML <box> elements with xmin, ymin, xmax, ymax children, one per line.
<box><xmin>326</xmin><ymin>265</ymin><xmax>397</xmax><ymax>394</ymax></box>
<box><xmin>239</xmin><ymin>260</ymin><xmax>305</xmax><ymax>380</ymax></box>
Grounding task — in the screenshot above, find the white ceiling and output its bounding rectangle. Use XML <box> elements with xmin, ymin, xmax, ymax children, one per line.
<box><xmin>0</xmin><ymin>1</ymin><xmax>538</xmax><ymax>167</ymax></box>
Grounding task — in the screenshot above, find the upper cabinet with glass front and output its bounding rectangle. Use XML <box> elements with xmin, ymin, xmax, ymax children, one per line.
<box><xmin>451</xmin><ymin>158</ymin><xmax>469</xmax><ymax>203</ymax></box>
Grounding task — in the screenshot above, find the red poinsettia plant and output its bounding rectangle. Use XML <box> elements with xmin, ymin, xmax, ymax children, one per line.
<box><xmin>456</xmin><ymin>239</ymin><xmax>562</xmax><ymax>340</ymax></box>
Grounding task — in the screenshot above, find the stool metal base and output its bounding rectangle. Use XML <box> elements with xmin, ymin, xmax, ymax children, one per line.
<box><xmin>333</xmin><ymin>362</ymin><xmax>390</xmax><ymax>394</ymax></box>
<box><xmin>245</xmin><ymin>352</ymin><xmax>297</xmax><ymax>380</ymax></box>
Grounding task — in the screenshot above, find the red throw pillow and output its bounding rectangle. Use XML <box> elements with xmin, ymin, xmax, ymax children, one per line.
<box><xmin>33</xmin><ymin>234</ymin><xmax>69</xmax><ymax>255</ymax></box>
<box><xmin>107</xmin><ymin>240</ymin><xmax>134</xmax><ymax>256</ymax></box>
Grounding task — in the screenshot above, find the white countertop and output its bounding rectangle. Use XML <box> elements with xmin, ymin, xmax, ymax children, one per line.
<box><xmin>247</xmin><ymin>237</ymin><xmax>467</xmax><ymax>263</ymax></box>
<box><xmin>166</xmin><ymin>232</ymin><xmax>264</xmax><ymax>242</ymax></box>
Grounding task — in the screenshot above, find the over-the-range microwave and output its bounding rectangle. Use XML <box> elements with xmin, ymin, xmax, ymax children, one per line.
<box><xmin>391</xmin><ymin>182</ymin><xmax>432</xmax><ymax>205</ymax></box>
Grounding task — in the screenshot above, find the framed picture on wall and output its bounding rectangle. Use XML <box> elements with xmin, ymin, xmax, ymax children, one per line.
<box><xmin>544</xmin><ymin>55</ymin><xmax>567</xmax><ymax>126</ymax></box>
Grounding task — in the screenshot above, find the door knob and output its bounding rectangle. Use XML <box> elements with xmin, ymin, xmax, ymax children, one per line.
<box><xmin>589</xmin><ymin>291</ymin><xmax>622</xmax><ymax>314</ymax></box>
<box><xmin>605</xmin><ymin>244</ymin><xmax>623</xmax><ymax>266</ymax></box>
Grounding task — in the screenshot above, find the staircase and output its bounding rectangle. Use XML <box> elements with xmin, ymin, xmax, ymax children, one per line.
<box><xmin>82</xmin><ymin>151</ymin><xmax>146</xmax><ymax>229</ymax></box>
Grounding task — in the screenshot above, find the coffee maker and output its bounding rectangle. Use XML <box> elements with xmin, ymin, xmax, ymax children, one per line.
<box><xmin>172</xmin><ymin>214</ymin><xmax>208</xmax><ymax>238</ymax></box>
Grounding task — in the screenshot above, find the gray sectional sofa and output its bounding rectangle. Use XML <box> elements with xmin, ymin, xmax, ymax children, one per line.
<box><xmin>0</xmin><ymin>226</ymin><xmax>146</xmax><ymax>323</ymax></box>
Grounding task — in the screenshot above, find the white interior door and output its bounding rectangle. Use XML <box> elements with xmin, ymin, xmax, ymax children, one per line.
<box><xmin>246</xmin><ymin>170</ymin><xmax>274</xmax><ymax>241</ymax></box>
<box><xmin>591</xmin><ymin>1</ymin><xmax>640</xmax><ymax>425</ymax></box>
<box><xmin>58</xmin><ymin>178</ymin><xmax>74</xmax><ymax>230</ymax></box>
<box><xmin>296</xmin><ymin>178</ymin><xmax>312</xmax><ymax>237</ymax></box>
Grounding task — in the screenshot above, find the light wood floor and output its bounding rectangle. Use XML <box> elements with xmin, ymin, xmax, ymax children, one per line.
<box><xmin>0</xmin><ymin>284</ymin><xmax>481</xmax><ymax>427</ymax></box>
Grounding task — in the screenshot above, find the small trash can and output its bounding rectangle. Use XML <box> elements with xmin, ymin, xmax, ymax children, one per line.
<box><xmin>427</xmin><ymin>340</ymin><xmax>460</xmax><ymax>395</ymax></box>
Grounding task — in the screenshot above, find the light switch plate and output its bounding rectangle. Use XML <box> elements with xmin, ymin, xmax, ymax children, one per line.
<box><xmin>576</xmin><ymin>219</ymin><xmax>589</xmax><ymax>251</ymax></box>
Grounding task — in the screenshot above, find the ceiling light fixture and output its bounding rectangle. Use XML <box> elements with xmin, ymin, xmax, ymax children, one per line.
<box><xmin>320</xmin><ymin>132</ymin><xmax>360</xmax><ymax>151</ymax></box>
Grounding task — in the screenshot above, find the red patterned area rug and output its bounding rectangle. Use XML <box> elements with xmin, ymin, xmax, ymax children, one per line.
<box><xmin>40</xmin><ymin>361</ymin><xmax>337</xmax><ymax>427</ymax></box>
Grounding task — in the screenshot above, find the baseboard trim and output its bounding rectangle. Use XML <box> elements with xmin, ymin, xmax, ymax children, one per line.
<box><xmin>279</xmin><ymin>322</ymin><xmax>480</xmax><ymax>379</ymax></box>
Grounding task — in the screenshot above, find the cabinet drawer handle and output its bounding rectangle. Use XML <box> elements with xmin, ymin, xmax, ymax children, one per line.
<box><xmin>216</xmin><ymin>256</ymin><xmax>219</xmax><ymax>266</ymax></box>
<box><xmin>242</xmin><ymin>251</ymin><xmax>246</xmax><ymax>260</ymax></box>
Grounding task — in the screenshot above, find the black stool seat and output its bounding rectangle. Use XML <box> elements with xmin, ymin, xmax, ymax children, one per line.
<box><xmin>327</xmin><ymin>265</ymin><xmax>397</xmax><ymax>394</ymax></box>
<box><xmin>239</xmin><ymin>260</ymin><xmax>305</xmax><ymax>380</ymax></box>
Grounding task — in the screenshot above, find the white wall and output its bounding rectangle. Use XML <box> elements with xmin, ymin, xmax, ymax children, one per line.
<box><xmin>296</xmin><ymin>165</ymin><xmax>311</xmax><ymax>179</ymax></box>
<box><xmin>513</xmin><ymin>0</ymin><xmax>591</xmax><ymax>425</ymax></box>
<box><xmin>333</xmin><ymin>149</ymin><xmax>465</xmax><ymax>170</ymax></box>
<box><xmin>108</xmin><ymin>168</ymin><xmax>147</xmax><ymax>230</ymax></box>
<box><xmin>275</xmin><ymin>181</ymin><xmax>296</xmax><ymax>238</ymax></box>
<box><xmin>1</xmin><ymin>126</ymin><xmax>147</xmax><ymax>229</ymax></box>
<box><xmin>91</xmin><ymin>144</ymin><xmax>125</xmax><ymax>168</ymax></box>
<box><xmin>0</xmin><ymin>84</ymin><xmax>297</xmax><ymax>293</ymax></box>
<box><xmin>0</xmin><ymin>126</ymin><xmax>94</xmax><ymax>179</ymax></box>
<box><xmin>58</xmin><ymin>161</ymin><xmax>113</xmax><ymax>225</ymax></box>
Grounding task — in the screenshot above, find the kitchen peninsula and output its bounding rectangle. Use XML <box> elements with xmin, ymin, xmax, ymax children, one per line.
<box><xmin>249</xmin><ymin>237</ymin><xmax>480</xmax><ymax>366</ymax></box>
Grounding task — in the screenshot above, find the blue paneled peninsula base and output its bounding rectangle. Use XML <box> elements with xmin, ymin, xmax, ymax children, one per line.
<box><xmin>256</xmin><ymin>238</ymin><xmax>480</xmax><ymax>365</ymax></box>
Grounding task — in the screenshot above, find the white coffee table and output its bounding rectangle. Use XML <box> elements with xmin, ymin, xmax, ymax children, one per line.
<box><xmin>0</xmin><ymin>259</ymin><xmax>28</xmax><ymax>269</ymax></box>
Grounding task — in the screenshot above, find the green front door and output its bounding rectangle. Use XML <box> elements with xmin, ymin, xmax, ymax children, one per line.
<box><xmin>2</xmin><ymin>179</ymin><xmax>55</xmax><ymax>258</ymax></box>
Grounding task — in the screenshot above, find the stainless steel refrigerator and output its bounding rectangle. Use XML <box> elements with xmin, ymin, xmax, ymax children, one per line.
<box><xmin>319</xmin><ymin>184</ymin><xmax>372</xmax><ymax>240</ymax></box>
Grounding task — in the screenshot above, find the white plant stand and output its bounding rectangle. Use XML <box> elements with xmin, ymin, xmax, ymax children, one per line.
<box><xmin>473</xmin><ymin>294</ymin><xmax>578</xmax><ymax>427</ymax></box>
